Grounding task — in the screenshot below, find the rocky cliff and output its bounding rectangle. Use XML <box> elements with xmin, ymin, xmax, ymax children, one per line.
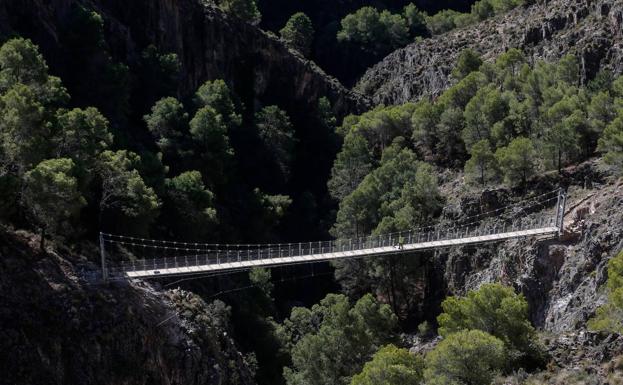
<box><xmin>0</xmin><ymin>229</ymin><xmax>256</xmax><ymax>385</ymax></box>
<box><xmin>420</xmin><ymin>162</ymin><xmax>623</xmax><ymax>377</ymax></box>
<box><xmin>356</xmin><ymin>0</ymin><xmax>623</xmax><ymax>105</ymax></box>
<box><xmin>0</xmin><ymin>0</ymin><xmax>368</xmax><ymax>116</ymax></box>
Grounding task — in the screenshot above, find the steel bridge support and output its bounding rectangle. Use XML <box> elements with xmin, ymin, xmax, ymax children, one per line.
<box><xmin>99</xmin><ymin>232</ymin><xmax>108</xmax><ymax>281</ymax></box>
<box><xmin>555</xmin><ymin>188</ymin><xmax>567</xmax><ymax>236</ymax></box>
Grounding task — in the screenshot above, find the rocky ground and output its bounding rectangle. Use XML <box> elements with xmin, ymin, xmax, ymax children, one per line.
<box><xmin>0</xmin><ymin>229</ymin><xmax>255</xmax><ymax>385</ymax></box>
<box><xmin>409</xmin><ymin>160</ymin><xmax>623</xmax><ymax>383</ymax></box>
<box><xmin>356</xmin><ymin>0</ymin><xmax>623</xmax><ymax>105</ymax></box>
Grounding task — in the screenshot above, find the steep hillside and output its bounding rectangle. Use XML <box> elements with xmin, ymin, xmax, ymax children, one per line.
<box><xmin>0</xmin><ymin>0</ymin><xmax>372</xmax><ymax>241</ymax></box>
<box><xmin>0</xmin><ymin>0</ymin><xmax>368</xmax><ymax>116</ymax></box>
<box><xmin>431</xmin><ymin>164</ymin><xmax>623</xmax><ymax>376</ymax></box>
<box><xmin>0</xmin><ymin>229</ymin><xmax>256</xmax><ymax>385</ymax></box>
<box><xmin>357</xmin><ymin>0</ymin><xmax>623</xmax><ymax>104</ymax></box>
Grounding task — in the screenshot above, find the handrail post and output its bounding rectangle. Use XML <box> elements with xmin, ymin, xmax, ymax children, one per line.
<box><xmin>558</xmin><ymin>189</ymin><xmax>567</xmax><ymax>236</ymax></box>
<box><xmin>99</xmin><ymin>232</ymin><xmax>108</xmax><ymax>281</ymax></box>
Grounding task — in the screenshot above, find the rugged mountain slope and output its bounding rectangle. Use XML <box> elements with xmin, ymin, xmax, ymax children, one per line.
<box><xmin>0</xmin><ymin>229</ymin><xmax>255</xmax><ymax>385</ymax></box>
<box><xmin>357</xmin><ymin>0</ymin><xmax>623</xmax><ymax>105</ymax></box>
<box><xmin>421</xmin><ymin>163</ymin><xmax>623</xmax><ymax>377</ymax></box>
<box><xmin>0</xmin><ymin>0</ymin><xmax>368</xmax><ymax>116</ymax></box>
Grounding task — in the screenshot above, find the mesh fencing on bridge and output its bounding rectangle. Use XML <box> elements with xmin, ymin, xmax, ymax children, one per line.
<box><xmin>99</xmin><ymin>189</ymin><xmax>566</xmax><ymax>280</ymax></box>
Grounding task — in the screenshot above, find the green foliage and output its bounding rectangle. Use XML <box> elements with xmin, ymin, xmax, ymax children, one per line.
<box><xmin>0</xmin><ymin>36</ymin><xmax>302</xmax><ymax>249</ymax></box>
<box><xmin>0</xmin><ymin>38</ymin><xmax>47</xmax><ymax>87</ymax></box>
<box><xmin>164</xmin><ymin>170</ymin><xmax>217</xmax><ymax>240</ymax></box>
<box><xmin>424</xmin><ymin>0</ymin><xmax>523</xmax><ymax>35</ymax></box>
<box><xmin>339</xmin><ymin>103</ymin><xmax>416</xmax><ymax>154</ymax></box>
<box><xmin>378</xmin><ymin>162</ymin><xmax>442</xmax><ymax>233</ymax></box>
<box><xmin>194</xmin><ymin>79</ymin><xmax>241</xmax><ymax>130</ymax></box>
<box><xmin>332</xmin><ymin>142</ymin><xmax>428</xmax><ymax>239</ymax></box>
<box><xmin>282</xmin><ymin>293</ymin><xmax>398</xmax><ymax>385</ymax></box>
<box><xmin>0</xmin><ymin>84</ymin><xmax>49</xmax><ymax>171</ymax></box>
<box><xmin>425</xmin><ymin>9</ymin><xmax>460</xmax><ymax>35</ymax></box>
<box><xmin>144</xmin><ymin>97</ymin><xmax>188</xmax><ymax>161</ymax></box>
<box><xmin>598</xmin><ymin>115</ymin><xmax>623</xmax><ymax>173</ymax></box>
<box><xmin>541</xmin><ymin>96</ymin><xmax>583</xmax><ymax>171</ymax></box>
<box><xmin>411</xmin><ymin>100</ymin><xmax>440</xmax><ymax>158</ymax></box>
<box><xmin>256</xmin><ymin>105</ymin><xmax>296</xmax><ymax>179</ymax></box>
<box><xmin>0</xmin><ymin>38</ymin><xmax>68</xmax><ymax>104</ymax></box>
<box><xmin>337</xmin><ymin>6</ymin><xmax>414</xmax><ymax>55</ymax></box>
<box><xmin>350</xmin><ymin>345</ymin><xmax>424</xmax><ymax>385</ymax></box>
<box><xmin>587</xmin><ymin>91</ymin><xmax>615</xmax><ymax>151</ymax></box>
<box><xmin>589</xmin><ymin>251</ymin><xmax>623</xmax><ymax>333</ymax></box>
<box><xmin>465</xmin><ymin>139</ymin><xmax>498</xmax><ymax>186</ymax></box>
<box><xmin>97</xmin><ymin>150</ymin><xmax>160</xmax><ymax>234</ymax></box>
<box><xmin>417</xmin><ymin>320</ymin><xmax>432</xmax><ymax>336</ymax></box>
<box><xmin>452</xmin><ymin>49</ymin><xmax>483</xmax><ymax>80</ymax></box>
<box><xmin>424</xmin><ymin>329</ymin><xmax>506</xmax><ymax>385</ymax></box>
<box><xmin>496</xmin><ymin>48</ymin><xmax>526</xmax><ymax>90</ymax></box>
<box><xmin>280</xmin><ymin>12</ymin><xmax>314</xmax><ymax>56</ymax></box>
<box><xmin>218</xmin><ymin>0</ymin><xmax>261</xmax><ymax>24</ymax></box>
<box><xmin>317</xmin><ymin>96</ymin><xmax>337</xmax><ymax>131</ymax></box>
<box><xmin>190</xmin><ymin>105</ymin><xmax>234</xmax><ymax>184</ymax></box>
<box><xmin>495</xmin><ymin>136</ymin><xmax>537</xmax><ymax>187</ymax></box>
<box><xmin>54</xmin><ymin>107</ymin><xmax>113</xmax><ymax>173</ymax></box>
<box><xmin>331</xmin><ymin>141</ymin><xmax>442</xmax><ymax>316</ymax></box>
<box><xmin>403</xmin><ymin>4</ymin><xmax>427</xmax><ymax>36</ymax></box>
<box><xmin>249</xmin><ymin>268</ymin><xmax>274</xmax><ymax>298</ymax></box>
<box><xmin>462</xmin><ymin>85</ymin><xmax>508</xmax><ymax>149</ymax></box>
<box><xmin>249</xmin><ymin>188</ymin><xmax>293</xmax><ymax>240</ymax></box>
<box><xmin>22</xmin><ymin>158</ymin><xmax>86</xmax><ymax>245</ymax></box>
<box><xmin>437</xmin><ymin>283</ymin><xmax>541</xmax><ymax>366</ymax></box>
<box><xmin>328</xmin><ymin>133</ymin><xmax>373</xmax><ymax>201</ymax></box>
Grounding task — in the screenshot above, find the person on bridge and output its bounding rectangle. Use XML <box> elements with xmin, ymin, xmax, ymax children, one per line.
<box><xmin>398</xmin><ymin>235</ymin><xmax>405</xmax><ymax>250</ymax></box>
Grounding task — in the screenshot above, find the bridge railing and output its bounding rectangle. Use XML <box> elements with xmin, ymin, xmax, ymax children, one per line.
<box><xmin>103</xmin><ymin>208</ymin><xmax>559</xmax><ymax>278</ymax></box>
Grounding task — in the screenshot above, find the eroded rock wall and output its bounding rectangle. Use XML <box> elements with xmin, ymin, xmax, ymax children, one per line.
<box><xmin>0</xmin><ymin>0</ymin><xmax>369</xmax><ymax>117</ymax></box>
<box><xmin>357</xmin><ymin>0</ymin><xmax>623</xmax><ymax>105</ymax></box>
<box><xmin>0</xmin><ymin>230</ymin><xmax>255</xmax><ymax>385</ymax></box>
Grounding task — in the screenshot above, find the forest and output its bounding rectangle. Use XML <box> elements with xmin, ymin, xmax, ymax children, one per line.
<box><xmin>1</xmin><ymin>0</ymin><xmax>623</xmax><ymax>384</ymax></box>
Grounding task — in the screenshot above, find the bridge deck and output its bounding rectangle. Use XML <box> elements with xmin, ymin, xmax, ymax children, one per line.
<box><xmin>123</xmin><ymin>226</ymin><xmax>558</xmax><ymax>279</ymax></box>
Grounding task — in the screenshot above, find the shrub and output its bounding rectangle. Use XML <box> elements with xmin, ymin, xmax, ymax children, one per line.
<box><xmin>350</xmin><ymin>344</ymin><xmax>424</xmax><ymax>385</ymax></box>
<box><xmin>437</xmin><ymin>283</ymin><xmax>543</xmax><ymax>367</ymax></box>
<box><xmin>424</xmin><ymin>329</ymin><xmax>506</xmax><ymax>385</ymax></box>
<box><xmin>589</xmin><ymin>251</ymin><xmax>623</xmax><ymax>333</ymax></box>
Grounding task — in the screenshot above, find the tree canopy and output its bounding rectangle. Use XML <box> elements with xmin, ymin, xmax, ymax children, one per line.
<box><xmin>218</xmin><ymin>0</ymin><xmax>261</xmax><ymax>24</ymax></box>
<box><xmin>281</xmin><ymin>293</ymin><xmax>398</xmax><ymax>385</ymax></box>
<box><xmin>350</xmin><ymin>345</ymin><xmax>424</xmax><ymax>385</ymax></box>
<box><xmin>589</xmin><ymin>251</ymin><xmax>623</xmax><ymax>333</ymax></box>
<box><xmin>424</xmin><ymin>329</ymin><xmax>506</xmax><ymax>385</ymax></box>
<box><xmin>280</xmin><ymin>13</ymin><xmax>314</xmax><ymax>56</ymax></box>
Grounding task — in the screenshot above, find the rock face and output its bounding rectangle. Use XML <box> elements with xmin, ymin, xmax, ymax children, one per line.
<box><xmin>356</xmin><ymin>0</ymin><xmax>623</xmax><ymax>105</ymax></box>
<box><xmin>0</xmin><ymin>0</ymin><xmax>369</xmax><ymax>117</ymax></box>
<box><xmin>437</xmin><ymin>165</ymin><xmax>623</xmax><ymax>330</ymax></box>
<box><xmin>407</xmin><ymin>163</ymin><xmax>623</xmax><ymax>376</ymax></box>
<box><xmin>0</xmin><ymin>230</ymin><xmax>256</xmax><ymax>385</ymax></box>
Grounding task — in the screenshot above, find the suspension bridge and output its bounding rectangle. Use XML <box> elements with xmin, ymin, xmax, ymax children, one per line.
<box><xmin>99</xmin><ymin>189</ymin><xmax>567</xmax><ymax>280</ymax></box>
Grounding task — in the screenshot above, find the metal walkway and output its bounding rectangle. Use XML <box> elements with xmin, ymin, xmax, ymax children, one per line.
<box><xmin>100</xmin><ymin>189</ymin><xmax>566</xmax><ymax>280</ymax></box>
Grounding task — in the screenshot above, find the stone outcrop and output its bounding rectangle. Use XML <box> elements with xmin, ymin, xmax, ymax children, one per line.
<box><xmin>436</xmin><ymin>162</ymin><xmax>622</xmax><ymax>331</ymax></box>
<box><xmin>356</xmin><ymin>0</ymin><xmax>623</xmax><ymax>105</ymax></box>
<box><xmin>0</xmin><ymin>0</ymin><xmax>369</xmax><ymax>117</ymax></box>
<box><xmin>0</xmin><ymin>229</ymin><xmax>255</xmax><ymax>385</ymax></box>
